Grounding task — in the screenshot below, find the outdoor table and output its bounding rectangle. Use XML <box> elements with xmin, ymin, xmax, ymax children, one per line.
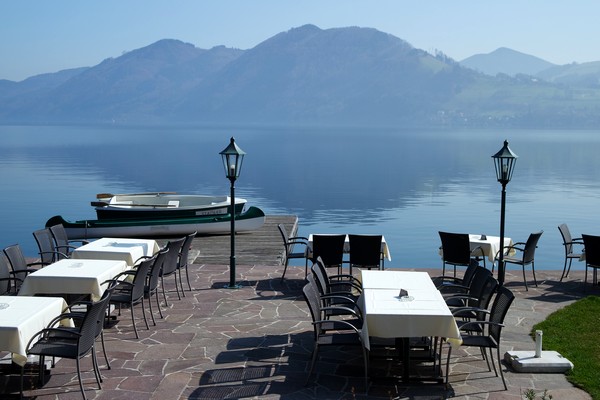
<box><xmin>358</xmin><ymin>270</ymin><xmax>461</xmax><ymax>382</ymax></box>
<box><xmin>437</xmin><ymin>234</ymin><xmax>514</xmax><ymax>264</ymax></box>
<box><xmin>18</xmin><ymin>258</ymin><xmax>128</xmax><ymax>301</ymax></box>
<box><xmin>0</xmin><ymin>296</ymin><xmax>72</xmax><ymax>366</ymax></box>
<box><xmin>468</xmin><ymin>234</ymin><xmax>514</xmax><ymax>262</ymax></box>
<box><xmin>71</xmin><ymin>237</ymin><xmax>159</xmax><ymax>267</ymax></box>
<box><xmin>307</xmin><ymin>234</ymin><xmax>392</xmax><ymax>261</ymax></box>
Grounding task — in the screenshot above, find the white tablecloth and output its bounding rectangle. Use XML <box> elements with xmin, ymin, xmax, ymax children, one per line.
<box><xmin>19</xmin><ymin>258</ymin><xmax>128</xmax><ymax>301</ymax></box>
<box><xmin>308</xmin><ymin>234</ymin><xmax>392</xmax><ymax>261</ymax></box>
<box><xmin>359</xmin><ymin>270</ymin><xmax>461</xmax><ymax>350</ymax></box>
<box><xmin>0</xmin><ymin>296</ymin><xmax>71</xmax><ymax>366</ymax></box>
<box><xmin>468</xmin><ymin>234</ymin><xmax>514</xmax><ymax>262</ymax></box>
<box><xmin>71</xmin><ymin>237</ymin><xmax>160</xmax><ymax>266</ymax></box>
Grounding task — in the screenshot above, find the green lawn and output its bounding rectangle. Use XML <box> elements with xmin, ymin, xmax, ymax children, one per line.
<box><xmin>532</xmin><ymin>295</ymin><xmax>600</xmax><ymax>400</ymax></box>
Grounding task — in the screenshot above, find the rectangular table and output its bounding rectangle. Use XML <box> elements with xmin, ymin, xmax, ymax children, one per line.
<box><xmin>71</xmin><ymin>237</ymin><xmax>160</xmax><ymax>266</ymax></box>
<box><xmin>359</xmin><ymin>270</ymin><xmax>461</xmax><ymax>381</ymax></box>
<box><xmin>0</xmin><ymin>296</ymin><xmax>71</xmax><ymax>366</ymax></box>
<box><xmin>468</xmin><ymin>234</ymin><xmax>514</xmax><ymax>262</ymax></box>
<box><xmin>307</xmin><ymin>234</ymin><xmax>392</xmax><ymax>261</ymax></box>
<box><xmin>19</xmin><ymin>258</ymin><xmax>128</xmax><ymax>301</ymax></box>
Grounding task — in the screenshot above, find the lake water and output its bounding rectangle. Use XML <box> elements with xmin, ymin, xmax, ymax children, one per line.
<box><xmin>1</xmin><ymin>124</ymin><xmax>598</xmax><ymax>273</ymax></box>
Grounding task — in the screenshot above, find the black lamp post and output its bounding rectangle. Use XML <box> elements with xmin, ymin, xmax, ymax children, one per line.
<box><xmin>220</xmin><ymin>137</ymin><xmax>246</xmax><ymax>289</ymax></box>
<box><xmin>492</xmin><ymin>140</ymin><xmax>518</xmax><ymax>286</ymax></box>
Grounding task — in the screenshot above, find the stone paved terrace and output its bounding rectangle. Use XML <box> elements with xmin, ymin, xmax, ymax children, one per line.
<box><xmin>2</xmin><ymin>217</ymin><xmax>598</xmax><ymax>399</ymax></box>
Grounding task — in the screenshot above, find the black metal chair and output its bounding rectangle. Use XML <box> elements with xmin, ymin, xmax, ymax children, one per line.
<box><xmin>499</xmin><ymin>231</ymin><xmax>543</xmax><ymax>290</ymax></box>
<box><xmin>3</xmin><ymin>243</ymin><xmax>44</xmax><ymax>292</ymax></box>
<box><xmin>33</xmin><ymin>228</ymin><xmax>69</xmax><ymax>266</ymax></box>
<box><xmin>0</xmin><ymin>252</ymin><xmax>21</xmax><ymax>295</ymax></box>
<box><xmin>446</xmin><ymin>286</ymin><xmax>515</xmax><ymax>390</ymax></box>
<box><xmin>278</xmin><ymin>223</ymin><xmax>309</xmax><ymax>281</ymax></box>
<box><xmin>443</xmin><ymin>267</ymin><xmax>492</xmax><ymax>308</ymax></box>
<box><xmin>450</xmin><ymin>274</ymin><xmax>499</xmax><ymax>333</ymax></box>
<box><xmin>311</xmin><ymin>234</ymin><xmax>346</xmax><ymax>274</ymax></box>
<box><xmin>558</xmin><ymin>223</ymin><xmax>585</xmax><ymax>281</ymax></box>
<box><xmin>22</xmin><ymin>280</ymin><xmax>115</xmax><ymax>399</ymax></box>
<box><xmin>177</xmin><ymin>231</ymin><xmax>197</xmax><ymax>293</ymax></box>
<box><xmin>109</xmin><ymin>255</ymin><xmax>154</xmax><ymax>338</ymax></box>
<box><xmin>160</xmin><ymin>237</ymin><xmax>186</xmax><ymax>306</ymax></box>
<box><xmin>310</xmin><ymin>259</ymin><xmax>362</xmax><ymax>320</ymax></box>
<box><xmin>49</xmin><ymin>223</ymin><xmax>89</xmax><ymax>257</ymax></box>
<box><xmin>432</xmin><ymin>258</ymin><xmax>481</xmax><ymax>292</ymax></box>
<box><xmin>302</xmin><ymin>278</ymin><xmax>368</xmax><ymax>393</ymax></box>
<box><xmin>348</xmin><ymin>234</ymin><xmax>384</xmax><ymax>272</ymax></box>
<box><xmin>144</xmin><ymin>250</ymin><xmax>168</xmax><ymax>325</ymax></box>
<box><xmin>439</xmin><ymin>231</ymin><xmax>485</xmax><ymax>278</ymax></box>
<box><xmin>582</xmin><ymin>234</ymin><xmax>600</xmax><ymax>286</ymax></box>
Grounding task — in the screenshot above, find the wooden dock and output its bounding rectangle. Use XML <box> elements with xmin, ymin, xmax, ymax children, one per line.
<box><xmin>182</xmin><ymin>214</ymin><xmax>299</xmax><ymax>266</ymax></box>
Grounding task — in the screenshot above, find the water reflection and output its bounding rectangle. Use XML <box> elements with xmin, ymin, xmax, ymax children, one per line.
<box><xmin>0</xmin><ymin>125</ymin><xmax>598</xmax><ymax>272</ymax></box>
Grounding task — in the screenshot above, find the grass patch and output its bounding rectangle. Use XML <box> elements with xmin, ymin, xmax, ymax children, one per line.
<box><xmin>532</xmin><ymin>295</ymin><xmax>600</xmax><ymax>399</ymax></box>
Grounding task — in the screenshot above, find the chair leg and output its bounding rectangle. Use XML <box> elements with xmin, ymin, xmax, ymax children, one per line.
<box><xmin>306</xmin><ymin>345</ymin><xmax>320</xmax><ymax>386</ymax></box>
<box><xmin>141</xmin><ymin>298</ymin><xmax>150</xmax><ymax>330</ymax></box>
<box><xmin>280</xmin><ymin>261</ymin><xmax>289</xmax><ymax>282</ymax></box>
<box><xmin>155</xmin><ymin>290</ymin><xmax>164</xmax><ymax>318</ymax></box>
<box><xmin>445</xmin><ymin>345</ymin><xmax>452</xmax><ymax>384</ymax></box>
<box><xmin>91</xmin><ymin>344</ymin><xmax>103</xmax><ymax>386</ymax></box>
<box><xmin>522</xmin><ymin>264</ymin><xmax>529</xmax><ymax>291</ymax></box>
<box><xmin>531</xmin><ymin>261</ymin><xmax>538</xmax><ymax>287</ymax></box>
<box><xmin>497</xmin><ymin>346</ymin><xmax>508</xmax><ymax>390</ymax></box>
<box><xmin>173</xmin><ymin>275</ymin><xmax>181</xmax><ymax>300</ymax></box>
<box><xmin>100</xmin><ymin>330</ymin><xmax>111</xmax><ymax>370</ymax></box>
<box><xmin>147</xmin><ymin>293</ymin><xmax>157</xmax><ymax>326</ymax></box>
<box><xmin>560</xmin><ymin>257</ymin><xmax>569</xmax><ymax>281</ymax></box>
<box><xmin>185</xmin><ymin>264</ymin><xmax>192</xmax><ymax>291</ymax></box>
<box><xmin>76</xmin><ymin>357</ymin><xmax>87</xmax><ymax>400</ymax></box>
<box><xmin>178</xmin><ymin>269</ymin><xmax>186</xmax><ymax>297</ymax></box>
<box><xmin>130</xmin><ymin>302</ymin><xmax>139</xmax><ymax>339</ymax></box>
<box><xmin>161</xmin><ymin>276</ymin><xmax>170</xmax><ymax>307</ymax></box>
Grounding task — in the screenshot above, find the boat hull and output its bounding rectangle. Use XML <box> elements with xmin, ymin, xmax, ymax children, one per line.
<box><xmin>47</xmin><ymin>206</ymin><xmax>266</xmax><ymax>240</ymax></box>
<box><xmin>93</xmin><ymin>193</ymin><xmax>247</xmax><ymax>220</ymax></box>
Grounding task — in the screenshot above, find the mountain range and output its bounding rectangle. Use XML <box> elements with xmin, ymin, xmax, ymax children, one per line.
<box><xmin>2</xmin><ymin>24</ymin><xmax>600</xmax><ymax>128</ymax></box>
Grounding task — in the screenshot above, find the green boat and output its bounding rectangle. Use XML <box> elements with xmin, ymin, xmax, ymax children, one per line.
<box><xmin>46</xmin><ymin>206</ymin><xmax>266</xmax><ymax>240</ymax></box>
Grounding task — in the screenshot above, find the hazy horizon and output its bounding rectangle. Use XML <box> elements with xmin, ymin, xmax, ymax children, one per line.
<box><xmin>2</xmin><ymin>1</ymin><xmax>600</xmax><ymax>81</ymax></box>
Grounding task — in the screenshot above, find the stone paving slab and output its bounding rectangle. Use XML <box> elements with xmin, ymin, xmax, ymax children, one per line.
<box><xmin>2</xmin><ymin>263</ymin><xmax>597</xmax><ymax>399</ymax></box>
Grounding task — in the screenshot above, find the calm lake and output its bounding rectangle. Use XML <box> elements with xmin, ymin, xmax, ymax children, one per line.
<box><xmin>1</xmin><ymin>124</ymin><xmax>598</xmax><ymax>273</ymax></box>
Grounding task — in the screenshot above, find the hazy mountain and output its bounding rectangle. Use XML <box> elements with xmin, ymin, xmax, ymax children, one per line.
<box><xmin>1</xmin><ymin>26</ymin><xmax>600</xmax><ymax>128</ymax></box>
<box><xmin>460</xmin><ymin>47</ymin><xmax>556</xmax><ymax>77</ymax></box>
<box><xmin>536</xmin><ymin>61</ymin><xmax>600</xmax><ymax>87</ymax></box>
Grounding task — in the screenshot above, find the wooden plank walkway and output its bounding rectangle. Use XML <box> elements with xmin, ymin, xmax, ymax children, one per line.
<box><xmin>175</xmin><ymin>214</ymin><xmax>299</xmax><ymax>266</ymax></box>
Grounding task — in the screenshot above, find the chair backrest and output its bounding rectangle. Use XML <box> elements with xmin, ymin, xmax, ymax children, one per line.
<box><xmin>582</xmin><ymin>234</ymin><xmax>600</xmax><ymax>267</ymax></box>
<box><xmin>130</xmin><ymin>256</ymin><xmax>154</xmax><ymax>301</ymax></box>
<box><xmin>488</xmin><ymin>286</ymin><xmax>515</xmax><ymax>343</ymax></box>
<box><xmin>33</xmin><ymin>228</ymin><xmax>61</xmax><ymax>265</ymax></box>
<box><xmin>0</xmin><ymin>253</ymin><xmax>14</xmax><ymax>295</ymax></box>
<box><xmin>78</xmin><ymin>281</ymin><xmax>117</xmax><ymax>357</ymax></box>
<box><xmin>277</xmin><ymin>224</ymin><xmax>292</xmax><ymax>254</ymax></box>
<box><xmin>146</xmin><ymin>249</ymin><xmax>167</xmax><ymax>293</ymax></box>
<box><xmin>439</xmin><ymin>231</ymin><xmax>472</xmax><ymax>266</ymax></box>
<box><xmin>178</xmin><ymin>231</ymin><xmax>197</xmax><ymax>269</ymax></box>
<box><xmin>162</xmin><ymin>237</ymin><xmax>186</xmax><ymax>276</ymax></box>
<box><xmin>465</xmin><ymin>267</ymin><xmax>493</xmax><ymax>300</ymax></box>
<box><xmin>310</xmin><ymin>258</ymin><xmax>331</xmax><ymax>297</ymax></box>
<box><xmin>348</xmin><ymin>234</ymin><xmax>382</xmax><ymax>269</ymax></box>
<box><xmin>302</xmin><ymin>277</ymin><xmax>322</xmax><ymax>339</ymax></box>
<box><xmin>49</xmin><ymin>224</ymin><xmax>73</xmax><ymax>256</ymax></box>
<box><xmin>3</xmin><ymin>244</ymin><xmax>31</xmax><ymax>284</ymax></box>
<box><xmin>522</xmin><ymin>231</ymin><xmax>543</xmax><ymax>264</ymax></box>
<box><xmin>461</xmin><ymin>260</ymin><xmax>481</xmax><ymax>286</ymax></box>
<box><xmin>472</xmin><ymin>275</ymin><xmax>499</xmax><ymax>311</ymax></box>
<box><xmin>311</xmin><ymin>234</ymin><xmax>346</xmax><ymax>267</ymax></box>
<box><xmin>558</xmin><ymin>224</ymin><xmax>575</xmax><ymax>255</ymax></box>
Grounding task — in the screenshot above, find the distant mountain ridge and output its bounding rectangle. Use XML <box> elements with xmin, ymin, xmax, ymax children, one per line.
<box><xmin>460</xmin><ymin>47</ymin><xmax>556</xmax><ymax>76</ymax></box>
<box><xmin>1</xmin><ymin>25</ymin><xmax>600</xmax><ymax>128</ymax></box>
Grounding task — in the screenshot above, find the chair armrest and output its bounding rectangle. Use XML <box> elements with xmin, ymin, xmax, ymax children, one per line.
<box><xmin>313</xmin><ymin>317</ymin><xmax>361</xmax><ymax>334</ymax></box>
<box><xmin>26</xmin><ymin>327</ymin><xmax>82</xmax><ymax>351</ymax></box>
<box><xmin>452</xmin><ymin>306</ymin><xmax>491</xmax><ymax>316</ymax></box>
<box><xmin>458</xmin><ymin>320</ymin><xmax>505</xmax><ymax>332</ymax></box>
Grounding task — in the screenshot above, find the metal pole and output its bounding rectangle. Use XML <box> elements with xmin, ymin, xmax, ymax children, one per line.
<box><xmin>498</xmin><ymin>182</ymin><xmax>507</xmax><ymax>286</ymax></box>
<box><xmin>227</xmin><ymin>177</ymin><xmax>239</xmax><ymax>288</ymax></box>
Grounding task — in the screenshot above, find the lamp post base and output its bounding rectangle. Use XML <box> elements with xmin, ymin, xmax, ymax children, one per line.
<box><xmin>224</xmin><ymin>283</ymin><xmax>242</xmax><ymax>289</ymax></box>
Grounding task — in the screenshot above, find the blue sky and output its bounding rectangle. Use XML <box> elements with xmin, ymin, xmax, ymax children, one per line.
<box><xmin>2</xmin><ymin>1</ymin><xmax>599</xmax><ymax>81</ymax></box>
